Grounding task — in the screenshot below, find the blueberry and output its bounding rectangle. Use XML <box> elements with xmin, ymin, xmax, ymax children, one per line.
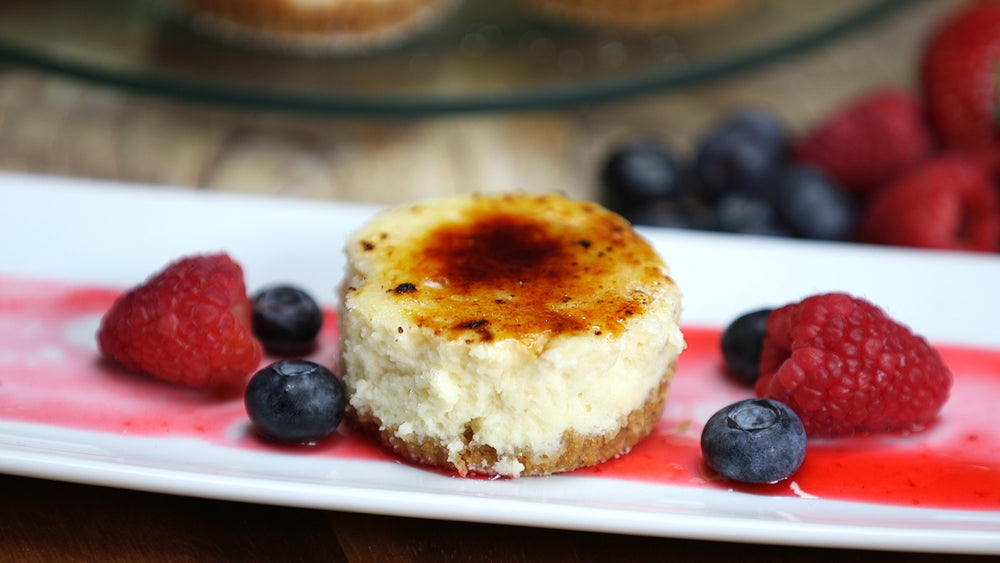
<box><xmin>712</xmin><ymin>194</ymin><xmax>792</xmax><ymax>236</ymax></box>
<box><xmin>624</xmin><ymin>200</ymin><xmax>692</xmax><ymax>228</ymax></box>
<box><xmin>624</xmin><ymin>165</ymin><xmax>717</xmax><ymax>227</ymax></box>
<box><xmin>700</xmin><ymin>398</ymin><xmax>807</xmax><ymax>483</ymax></box>
<box><xmin>721</xmin><ymin>308</ymin><xmax>773</xmax><ymax>385</ymax></box>
<box><xmin>773</xmin><ymin>165</ymin><xmax>858</xmax><ymax>241</ymax></box>
<box><xmin>245</xmin><ymin>360</ymin><xmax>345</xmax><ymax>444</ymax></box>
<box><xmin>695</xmin><ymin>110</ymin><xmax>788</xmax><ymax>200</ymax></box>
<box><xmin>600</xmin><ymin>137</ymin><xmax>683</xmax><ymax>212</ymax></box>
<box><xmin>252</xmin><ymin>285</ymin><xmax>323</xmax><ymax>356</ymax></box>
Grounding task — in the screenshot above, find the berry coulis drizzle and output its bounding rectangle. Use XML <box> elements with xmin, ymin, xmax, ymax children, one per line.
<box><xmin>1</xmin><ymin>276</ymin><xmax>998</xmax><ymax>510</ymax></box>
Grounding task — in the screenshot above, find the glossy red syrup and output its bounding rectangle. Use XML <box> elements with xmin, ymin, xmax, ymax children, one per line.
<box><xmin>1</xmin><ymin>276</ymin><xmax>998</xmax><ymax>510</ymax></box>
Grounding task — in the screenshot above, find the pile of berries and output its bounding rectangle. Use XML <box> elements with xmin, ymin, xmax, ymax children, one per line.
<box><xmin>97</xmin><ymin>253</ymin><xmax>345</xmax><ymax>444</ymax></box>
<box><xmin>702</xmin><ymin>293</ymin><xmax>953</xmax><ymax>484</ymax></box>
<box><xmin>603</xmin><ymin>1</ymin><xmax>1000</xmax><ymax>253</ymax></box>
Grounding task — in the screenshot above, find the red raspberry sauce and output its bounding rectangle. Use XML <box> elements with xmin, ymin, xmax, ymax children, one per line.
<box><xmin>1</xmin><ymin>277</ymin><xmax>998</xmax><ymax>510</ymax></box>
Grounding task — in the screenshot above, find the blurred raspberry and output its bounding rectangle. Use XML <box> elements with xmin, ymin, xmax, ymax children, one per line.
<box><xmin>921</xmin><ymin>0</ymin><xmax>1000</xmax><ymax>174</ymax></box>
<box><xmin>793</xmin><ymin>87</ymin><xmax>934</xmax><ymax>195</ymax></box>
<box><xmin>859</xmin><ymin>154</ymin><xmax>1000</xmax><ymax>252</ymax></box>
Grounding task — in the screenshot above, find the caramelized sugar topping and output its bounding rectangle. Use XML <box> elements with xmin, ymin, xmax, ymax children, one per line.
<box><xmin>378</xmin><ymin>195</ymin><xmax>672</xmax><ymax>348</ymax></box>
<box><xmin>422</xmin><ymin>212</ymin><xmax>564</xmax><ymax>288</ymax></box>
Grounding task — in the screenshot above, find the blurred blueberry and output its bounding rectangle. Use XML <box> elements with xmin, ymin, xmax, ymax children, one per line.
<box><xmin>600</xmin><ymin>137</ymin><xmax>683</xmax><ymax>212</ymax></box>
<box><xmin>625</xmin><ymin>196</ymin><xmax>716</xmax><ymax>231</ymax></box>
<box><xmin>712</xmin><ymin>193</ymin><xmax>792</xmax><ymax>236</ymax></box>
<box><xmin>695</xmin><ymin>110</ymin><xmax>789</xmax><ymax>200</ymax></box>
<box><xmin>773</xmin><ymin>165</ymin><xmax>858</xmax><ymax>241</ymax></box>
<box><xmin>624</xmin><ymin>199</ymin><xmax>691</xmax><ymax>228</ymax></box>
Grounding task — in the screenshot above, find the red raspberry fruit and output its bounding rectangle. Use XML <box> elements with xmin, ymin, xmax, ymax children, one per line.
<box><xmin>98</xmin><ymin>253</ymin><xmax>263</xmax><ymax>388</ymax></box>
<box><xmin>793</xmin><ymin>87</ymin><xmax>933</xmax><ymax>195</ymax></box>
<box><xmin>755</xmin><ymin>293</ymin><xmax>952</xmax><ymax>437</ymax></box>
<box><xmin>859</xmin><ymin>154</ymin><xmax>1000</xmax><ymax>252</ymax></box>
<box><xmin>922</xmin><ymin>0</ymin><xmax>1000</xmax><ymax>174</ymax></box>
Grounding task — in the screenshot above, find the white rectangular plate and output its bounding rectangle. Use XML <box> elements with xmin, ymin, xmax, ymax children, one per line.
<box><xmin>1</xmin><ymin>172</ymin><xmax>998</xmax><ymax>554</ymax></box>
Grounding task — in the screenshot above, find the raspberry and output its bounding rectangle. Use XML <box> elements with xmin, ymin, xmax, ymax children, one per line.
<box><xmin>97</xmin><ymin>253</ymin><xmax>263</xmax><ymax>388</ymax></box>
<box><xmin>921</xmin><ymin>1</ymin><xmax>1000</xmax><ymax>174</ymax></box>
<box><xmin>754</xmin><ymin>293</ymin><xmax>952</xmax><ymax>437</ymax></box>
<box><xmin>792</xmin><ymin>88</ymin><xmax>933</xmax><ymax>195</ymax></box>
<box><xmin>858</xmin><ymin>154</ymin><xmax>1000</xmax><ymax>252</ymax></box>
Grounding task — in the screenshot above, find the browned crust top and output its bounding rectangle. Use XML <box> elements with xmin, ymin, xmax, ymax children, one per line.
<box><xmin>352</xmin><ymin>194</ymin><xmax>675</xmax><ymax>349</ymax></box>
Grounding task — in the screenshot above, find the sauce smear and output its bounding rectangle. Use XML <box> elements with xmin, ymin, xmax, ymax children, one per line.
<box><xmin>1</xmin><ymin>276</ymin><xmax>998</xmax><ymax>510</ymax></box>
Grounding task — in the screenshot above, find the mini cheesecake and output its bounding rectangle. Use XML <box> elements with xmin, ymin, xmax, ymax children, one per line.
<box><xmin>515</xmin><ymin>0</ymin><xmax>757</xmax><ymax>31</ymax></box>
<box><xmin>158</xmin><ymin>0</ymin><xmax>461</xmax><ymax>53</ymax></box>
<box><xmin>339</xmin><ymin>193</ymin><xmax>684</xmax><ymax>477</ymax></box>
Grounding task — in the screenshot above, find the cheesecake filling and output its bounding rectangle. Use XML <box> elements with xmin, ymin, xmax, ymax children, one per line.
<box><xmin>338</xmin><ymin>193</ymin><xmax>685</xmax><ymax>476</ymax></box>
<box><xmin>341</xmin><ymin>276</ymin><xmax>684</xmax><ymax>474</ymax></box>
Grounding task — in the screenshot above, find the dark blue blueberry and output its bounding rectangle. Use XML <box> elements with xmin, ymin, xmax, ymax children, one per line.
<box><xmin>712</xmin><ymin>193</ymin><xmax>792</xmax><ymax>236</ymax></box>
<box><xmin>252</xmin><ymin>285</ymin><xmax>324</xmax><ymax>357</ymax></box>
<box><xmin>721</xmin><ymin>308</ymin><xmax>773</xmax><ymax>385</ymax></box>
<box><xmin>700</xmin><ymin>398</ymin><xmax>807</xmax><ymax>484</ymax></box>
<box><xmin>624</xmin><ymin>200</ymin><xmax>692</xmax><ymax>229</ymax></box>
<box><xmin>676</xmin><ymin>196</ymin><xmax>722</xmax><ymax>232</ymax></box>
<box><xmin>695</xmin><ymin>110</ymin><xmax>789</xmax><ymax>200</ymax></box>
<box><xmin>600</xmin><ymin>137</ymin><xmax>683</xmax><ymax>212</ymax></box>
<box><xmin>245</xmin><ymin>360</ymin><xmax>346</xmax><ymax>444</ymax></box>
<box><xmin>773</xmin><ymin>165</ymin><xmax>858</xmax><ymax>241</ymax></box>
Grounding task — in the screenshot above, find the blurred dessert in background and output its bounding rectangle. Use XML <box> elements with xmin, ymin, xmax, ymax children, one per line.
<box><xmin>514</xmin><ymin>0</ymin><xmax>759</xmax><ymax>31</ymax></box>
<box><xmin>156</xmin><ymin>0</ymin><xmax>462</xmax><ymax>53</ymax></box>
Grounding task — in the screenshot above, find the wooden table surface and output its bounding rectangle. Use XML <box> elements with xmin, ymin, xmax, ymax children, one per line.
<box><xmin>1</xmin><ymin>0</ymin><xmax>995</xmax><ymax>561</ymax></box>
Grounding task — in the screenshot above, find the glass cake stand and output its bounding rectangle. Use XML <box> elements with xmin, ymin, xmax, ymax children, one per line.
<box><xmin>0</xmin><ymin>0</ymin><xmax>914</xmax><ymax>114</ymax></box>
